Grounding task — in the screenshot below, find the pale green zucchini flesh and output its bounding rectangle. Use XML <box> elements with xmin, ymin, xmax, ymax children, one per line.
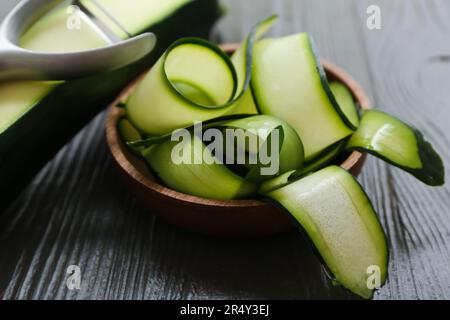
<box><xmin>126</xmin><ymin>16</ymin><xmax>277</xmax><ymax>136</ymax></box>
<box><xmin>116</xmin><ymin>15</ymin><xmax>446</xmax><ymax>301</ymax></box>
<box><xmin>0</xmin><ymin>0</ymin><xmax>222</xmax><ymax>211</ymax></box>
<box><xmin>258</xmin><ymin>170</ymin><xmax>297</xmax><ymax>194</ymax></box>
<box><xmin>294</xmin><ymin>140</ymin><xmax>347</xmax><ymax>177</ymax></box>
<box><xmin>1</xmin><ymin>5</ymin><xmax>108</xmax><ymax>133</ymax></box>
<box><xmin>251</xmin><ymin>34</ymin><xmax>354</xmax><ymax>161</ymax></box>
<box><xmin>118</xmin><ymin>118</ymin><xmax>145</xmax><ymax>156</ymax></box>
<box><xmin>129</xmin><ymin>114</ymin><xmax>304</xmax><ymax>187</ymax></box>
<box><xmin>258</xmin><ymin>140</ymin><xmax>347</xmax><ymax>193</ymax></box>
<box><xmin>118</xmin><ymin>118</ymin><xmax>143</xmax><ymax>142</ymax></box>
<box><xmin>143</xmin><ymin>135</ymin><xmax>257</xmax><ymax>200</ymax></box>
<box><xmin>283</xmin><ymin>81</ymin><xmax>358</xmax><ymax>176</ymax></box>
<box><xmin>347</xmin><ymin>110</ymin><xmax>444</xmax><ymax>186</ymax></box>
<box><xmin>126</xmin><ymin>39</ymin><xmax>238</xmax><ymax>135</ymax></box>
<box><xmin>125</xmin><ymin>114</ymin><xmax>254</xmax><ymax>149</ymax></box>
<box><xmin>226</xmin><ymin>17</ymin><xmax>279</xmax><ymax>116</ymax></box>
<box><xmin>222</xmin><ymin>115</ymin><xmax>304</xmax><ymax>183</ymax></box>
<box><xmin>330</xmin><ymin>81</ymin><xmax>360</xmax><ymax>128</ymax></box>
<box><xmin>1</xmin><ymin>0</ymin><xmax>220</xmax><ymax>137</ymax></box>
<box><xmin>81</xmin><ymin>0</ymin><xmax>192</xmax><ymax>38</ymax></box>
<box><xmin>264</xmin><ymin>166</ymin><xmax>388</xmax><ymax>299</ymax></box>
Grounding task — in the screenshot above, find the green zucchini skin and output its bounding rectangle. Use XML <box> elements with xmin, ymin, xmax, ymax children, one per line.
<box><xmin>294</xmin><ymin>139</ymin><xmax>347</xmax><ymax>177</ymax></box>
<box><xmin>258</xmin><ymin>170</ymin><xmax>296</xmax><ymax>194</ymax></box>
<box><xmin>0</xmin><ymin>0</ymin><xmax>222</xmax><ymax>212</ymax></box>
<box><xmin>118</xmin><ymin>118</ymin><xmax>145</xmax><ymax>156</ymax></box>
<box><xmin>128</xmin><ymin>113</ymin><xmax>304</xmax><ymax>196</ymax></box>
<box><xmin>143</xmin><ymin>135</ymin><xmax>258</xmax><ymax>201</ymax></box>
<box><xmin>347</xmin><ymin>110</ymin><xmax>445</xmax><ymax>186</ymax></box>
<box><xmin>329</xmin><ymin>81</ymin><xmax>360</xmax><ymax>128</ymax></box>
<box><xmin>264</xmin><ymin>166</ymin><xmax>388</xmax><ymax>299</ymax></box>
<box><xmin>221</xmin><ymin>115</ymin><xmax>304</xmax><ymax>183</ymax></box>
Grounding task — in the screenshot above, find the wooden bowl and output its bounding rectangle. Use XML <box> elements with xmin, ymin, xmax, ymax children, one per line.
<box><xmin>105</xmin><ymin>44</ymin><xmax>371</xmax><ymax>238</ymax></box>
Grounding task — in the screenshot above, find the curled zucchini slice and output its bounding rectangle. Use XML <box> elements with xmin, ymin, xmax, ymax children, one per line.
<box><xmin>329</xmin><ymin>81</ymin><xmax>360</xmax><ymax>128</ymax></box>
<box><xmin>126</xmin><ymin>16</ymin><xmax>277</xmax><ymax>136</ymax></box>
<box><xmin>295</xmin><ymin>140</ymin><xmax>347</xmax><ymax>177</ymax></box>
<box><xmin>135</xmin><ymin>114</ymin><xmax>304</xmax><ymax>197</ymax></box>
<box><xmin>118</xmin><ymin>118</ymin><xmax>144</xmax><ymax>156</ymax></box>
<box><xmin>263</xmin><ymin>166</ymin><xmax>388</xmax><ymax>299</ymax></box>
<box><xmin>251</xmin><ymin>33</ymin><xmax>355</xmax><ymax>161</ymax></box>
<box><xmin>143</xmin><ymin>135</ymin><xmax>258</xmax><ymax>200</ymax></box>
<box><xmin>347</xmin><ymin>110</ymin><xmax>445</xmax><ymax>186</ymax></box>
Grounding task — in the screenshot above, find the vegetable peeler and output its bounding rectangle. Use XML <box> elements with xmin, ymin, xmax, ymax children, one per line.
<box><xmin>0</xmin><ymin>0</ymin><xmax>156</xmax><ymax>82</ymax></box>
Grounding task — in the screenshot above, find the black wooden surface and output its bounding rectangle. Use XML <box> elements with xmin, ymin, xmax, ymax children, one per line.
<box><xmin>1</xmin><ymin>0</ymin><xmax>449</xmax><ymax>300</ymax></box>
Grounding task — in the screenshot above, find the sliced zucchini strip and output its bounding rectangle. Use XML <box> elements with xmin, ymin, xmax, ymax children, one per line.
<box><xmin>295</xmin><ymin>140</ymin><xmax>347</xmax><ymax>177</ymax></box>
<box><xmin>118</xmin><ymin>118</ymin><xmax>145</xmax><ymax>156</ymax></box>
<box><xmin>222</xmin><ymin>115</ymin><xmax>304</xmax><ymax>182</ymax></box>
<box><xmin>132</xmin><ymin>114</ymin><xmax>304</xmax><ymax>188</ymax></box>
<box><xmin>126</xmin><ymin>16</ymin><xmax>277</xmax><ymax>136</ymax></box>
<box><xmin>258</xmin><ymin>170</ymin><xmax>297</xmax><ymax>194</ymax></box>
<box><xmin>251</xmin><ymin>33</ymin><xmax>354</xmax><ymax>161</ymax></box>
<box><xmin>143</xmin><ymin>134</ymin><xmax>257</xmax><ymax>200</ymax></box>
<box><xmin>20</xmin><ymin>4</ymin><xmax>109</xmax><ymax>52</ymax></box>
<box><xmin>1</xmin><ymin>4</ymin><xmax>107</xmax><ymax>134</ymax></box>
<box><xmin>347</xmin><ymin>110</ymin><xmax>445</xmax><ymax>186</ymax></box>
<box><xmin>126</xmin><ymin>114</ymin><xmax>254</xmax><ymax>149</ymax></box>
<box><xmin>264</xmin><ymin>166</ymin><xmax>388</xmax><ymax>299</ymax></box>
<box><xmin>0</xmin><ymin>81</ymin><xmax>54</xmax><ymax>134</ymax></box>
<box><xmin>330</xmin><ymin>81</ymin><xmax>360</xmax><ymax>128</ymax></box>
<box><xmin>227</xmin><ymin>18</ymin><xmax>277</xmax><ymax>115</ymax></box>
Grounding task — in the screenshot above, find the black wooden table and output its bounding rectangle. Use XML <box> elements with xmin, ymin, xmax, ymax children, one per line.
<box><xmin>1</xmin><ymin>0</ymin><xmax>449</xmax><ymax>300</ymax></box>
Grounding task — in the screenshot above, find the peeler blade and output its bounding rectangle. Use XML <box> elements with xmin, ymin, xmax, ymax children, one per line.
<box><xmin>0</xmin><ymin>0</ymin><xmax>157</xmax><ymax>82</ymax></box>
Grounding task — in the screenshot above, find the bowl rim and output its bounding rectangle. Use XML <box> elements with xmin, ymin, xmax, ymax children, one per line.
<box><xmin>105</xmin><ymin>43</ymin><xmax>371</xmax><ymax>209</ymax></box>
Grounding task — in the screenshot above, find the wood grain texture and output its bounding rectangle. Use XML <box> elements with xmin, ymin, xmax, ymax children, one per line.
<box><xmin>0</xmin><ymin>0</ymin><xmax>449</xmax><ymax>300</ymax></box>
